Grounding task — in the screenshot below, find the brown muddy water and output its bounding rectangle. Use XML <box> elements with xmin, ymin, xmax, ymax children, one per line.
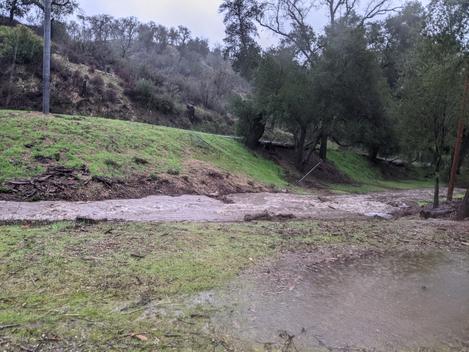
<box><xmin>210</xmin><ymin>251</ymin><xmax>469</xmax><ymax>351</ymax></box>
<box><xmin>0</xmin><ymin>189</ymin><xmax>442</xmax><ymax>222</ymax></box>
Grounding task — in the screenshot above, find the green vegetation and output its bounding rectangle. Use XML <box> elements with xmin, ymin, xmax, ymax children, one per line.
<box><xmin>328</xmin><ymin>149</ymin><xmax>433</xmax><ymax>193</ymax></box>
<box><xmin>0</xmin><ymin>221</ymin><xmax>353</xmax><ymax>351</ymax></box>
<box><xmin>0</xmin><ymin>109</ymin><xmax>437</xmax><ymax>194</ymax></box>
<box><xmin>0</xmin><ymin>219</ymin><xmax>465</xmax><ymax>351</ymax></box>
<box><xmin>222</xmin><ymin>0</ymin><xmax>468</xmax><ymax>205</ymax></box>
<box><xmin>0</xmin><ymin>110</ymin><xmax>287</xmax><ymax>187</ymax></box>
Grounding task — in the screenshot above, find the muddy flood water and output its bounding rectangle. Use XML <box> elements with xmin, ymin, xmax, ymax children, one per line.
<box><xmin>211</xmin><ymin>251</ymin><xmax>469</xmax><ymax>351</ymax></box>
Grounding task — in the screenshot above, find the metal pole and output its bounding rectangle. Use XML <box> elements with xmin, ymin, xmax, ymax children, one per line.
<box><xmin>447</xmin><ymin>77</ymin><xmax>469</xmax><ymax>201</ymax></box>
<box><xmin>297</xmin><ymin>161</ymin><xmax>323</xmax><ymax>184</ymax></box>
<box><xmin>42</xmin><ymin>0</ymin><xmax>51</xmax><ymax>114</ymax></box>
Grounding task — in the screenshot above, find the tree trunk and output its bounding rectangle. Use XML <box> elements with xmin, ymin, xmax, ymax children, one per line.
<box><xmin>368</xmin><ymin>145</ymin><xmax>379</xmax><ymax>162</ymax></box>
<box><xmin>5</xmin><ymin>39</ymin><xmax>18</xmax><ymax>107</ymax></box>
<box><xmin>433</xmin><ymin>172</ymin><xmax>440</xmax><ymax>209</ymax></box>
<box><xmin>42</xmin><ymin>0</ymin><xmax>52</xmax><ymax>114</ymax></box>
<box><xmin>296</xmin><ymin>126</ymin><xmax>307</xmax><ymax>170</ymax></box>
<box><xmin>9</xmin><ymin>8</ymin><xmax>15</xmax><ymax>24</ymax></box>
<box><xmin>447</xmin><ymin>119</ymin><xmax>464</xmax><ymax>201</ymax></box>
<box><xmin>457</xmin><ymin>189</ymin><xmax>469</xmax><ymax>220</ymax></box>
<box><xmin>245</xmin><ymin>114</ymin><xmax>265</xmax><ymax>149</ymax></box>
<box><xmin>433</xmin><ymin>155</ymin><xmax>441</xmax><ymax>209</ymax></box>
<box><xmin>319</xmin><ymin>134</ymin><xmax>328</xmax><ymax>160</ymax></box>
<box><xmin>457</xmin><ymin>132</ymin><xmax>468</xmax><ymax>174</ymax></box>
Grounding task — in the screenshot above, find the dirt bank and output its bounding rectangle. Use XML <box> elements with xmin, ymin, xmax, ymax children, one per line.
<box><xmin>0</xmin><ymin>161</ymin><xmax>272</xmax><ymax>202</ymax></box>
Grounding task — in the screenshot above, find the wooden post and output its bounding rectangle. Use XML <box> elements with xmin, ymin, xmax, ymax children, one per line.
<box><xmin>447</xmin><ymin>77</ymin><xmax>469</xmax><ymax>201</ymax></box>
<box><xmin>42</xmin><ymin>0</ymin><xmax>51</xmax><ymax>114</ymax></box>
<box><xmin>457</xmin><ymin>189</ymin><xmax>469</xmax><ymax>220</ymax></box>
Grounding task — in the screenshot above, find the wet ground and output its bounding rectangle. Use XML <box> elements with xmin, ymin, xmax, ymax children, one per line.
<box><xmin>212</xmin><ymin>250</ymin><xmax>469</xmax><ymax>351</ymax></box>
<box><xmin>0</xmin><ymin>189</ymin><xmax>440</xmax><ymax>222</ymax></box>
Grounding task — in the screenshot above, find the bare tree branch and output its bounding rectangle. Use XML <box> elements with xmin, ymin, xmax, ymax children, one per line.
<box><xmin>361</xmin><ymin>0</ymin><xmax>401</xmax><ymax>25</ymax></box>
<box><xmin>256</xmin><ymin>0</ymin><xmax>318</xmax><ymax>63</ymax></box>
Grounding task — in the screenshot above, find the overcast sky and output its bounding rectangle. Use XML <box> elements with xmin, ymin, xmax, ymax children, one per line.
<box><xmin>77</xmin><ymin>0</ymin><xmax>327</xmax><ymax>47</ymax></box>
<box><xmin>78</xmin><ymin>0</ymin><xmax>241</xmax><ymax>46</ymax></box>
<box><xmin>77</xmin><ymin>0</ymin><xmax>425</xmax><ymax>47</ymax></box>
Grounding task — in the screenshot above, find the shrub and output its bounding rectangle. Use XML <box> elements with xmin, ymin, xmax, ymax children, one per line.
<box><xmin>232</xmin><ymin>96</ymin><xmax>265</xmax><ymax>149</ymax></box>
<box><xmin>153</xmin><ymin>95</ymin><xmax>175</xmax><ymax>114</ymax></box>
<box><xmin>125</xmin><ymin>79</ymin><xmax>175</xmax><ymax>114</ymax></box>
<box><xmin>90</xmin><ymin>75</ymin><xmax>105</xmax><ymax>88</ymax></box>
<box><xmin>104</xmin><ymin>88</ymin><xmax>118</xmax><ymax>103</ymax></box>
<box><xmin>134</xmin><ymin>79</ymin><xmax>154</xmax><ymax>101</ymax></box>
<box><xmin>0</xmin><ymin>25</ymin><xmax>42</xmax><ymax>65</ymax></box>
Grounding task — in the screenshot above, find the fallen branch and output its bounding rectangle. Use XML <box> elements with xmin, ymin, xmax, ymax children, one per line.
<box><xmin>0</xmin><ymin>324</ymin><xmax>21</xmax><ymax>330</ymax></box>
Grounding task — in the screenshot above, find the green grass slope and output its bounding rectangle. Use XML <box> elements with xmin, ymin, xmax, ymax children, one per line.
<box><xmin>0</xmin><ymin>110</ymin><xmax>287</xmax><ymax>187</ymax></box>
<box><xmin>328</xmin><ymin>149</ymin><xmax>432</xmax><ymax>193</ymax></box>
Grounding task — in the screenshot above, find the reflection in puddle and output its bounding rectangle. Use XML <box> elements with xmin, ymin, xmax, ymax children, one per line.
<box><xmin>213</xmin><ymin>251</ymin><xmax>469</xmax><ymax>351</ymax></box>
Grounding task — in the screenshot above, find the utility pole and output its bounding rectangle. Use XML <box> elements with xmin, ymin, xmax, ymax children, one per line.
<box><xmin>42</xmin><ymin>0</ymin><xmax>51</xmax><ymax>114</ymax></box>
<box><xmin>447</xmin><ymin>76</ymin><xmax>469</xmax><ymax>201</ymax></box>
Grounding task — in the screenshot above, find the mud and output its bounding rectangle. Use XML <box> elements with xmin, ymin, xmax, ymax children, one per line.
<box><xmin>0</xmin><ymin>160</ymin><xmax>271</xmax><ymax>202</ymax></box>
<box><xmin>0</xmin><ymin>189</ymin><xmax>439</xmax><ymax>222</ymax></box>
<box><xmin>213</xmin><ymin>250</ymin><xmax>469</xmax><ymax>351</ymax></box>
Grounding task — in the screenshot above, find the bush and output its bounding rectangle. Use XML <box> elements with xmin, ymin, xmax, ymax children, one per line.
<box><xmin>134</xmin><ymin>79</ymin><xmax>154</xmax><ymax>101</ymax></box>
<box><xmin>232</xmin><ymin>96</ymin><xmax>265</xmax><ymax>149</ymax></box>
<box><xmin>125</xmin><ymin>79</ymin><xmax>175</xmax><ymax>114</ymax></box>
<box><xmin>157</xmin><ymin>96</ymin><xmax>175</xmax><ymax>114</ymax></box>
<box><xmin>90</xmin><ymin>75</ymin><xmax>105</xmax><ymax>88</ymax></box>
<box><xmin>104</xmin><ymin>88</ymin><xmax>118</xmax><ymax>103</ymax></box>
<box><xmin>0</xmin><ymin>25</ymin><xmax>42</xmax><ymax>65</ymax></box>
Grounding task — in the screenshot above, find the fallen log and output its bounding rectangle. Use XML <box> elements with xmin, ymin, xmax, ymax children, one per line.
<box><xmin>244</xmin><ymin>211</ymin><xmax>296</xmax><ymax>222</ymax></box>
<box><xmin>420</xmin><ymin>207</ymin><xmax>454</xmax><ymax>219</ymax></box>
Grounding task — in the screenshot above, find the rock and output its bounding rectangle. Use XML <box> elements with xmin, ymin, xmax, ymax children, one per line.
<box><xmin>244</xmin><ymin>211</ymin><xmax>272</xmax><ymax>222</ymax></box>
<box><xmin>391</xmin><ymin>206</ymin><xmax>421</xmax><ymax>218</ymax></box>
<box><xmin>365</xmin><ymin>212</ymin><xmax>393</xmax><ymax>220</ymax></box>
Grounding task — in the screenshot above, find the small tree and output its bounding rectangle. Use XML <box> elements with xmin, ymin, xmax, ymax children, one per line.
<box><xmin>400</xmin><ymin>39</ymin><xmax>464</xmax><ymax>208</ymax></box>
<box><xmin>255</xmin><ymin>49</ymin><xmax>319</xmax><ymax>168</ymax></box>
<box><xmin>112</xmin><ymin>17</ymin><xmax>139</xmax><ymax>58</ymax></box>
<box><xmin>0</xmin><ymin>25</ymin><xmax>42</xmax><ymax>106</ymax></box>
<box><xmin>0</xmin><ymin>0</ymin><xmax>33</xmax><ymax>23</ymax></box>
<box><xmin>231</xmin><ymin>96</ymin><xmax>266</xmax><ymax>149</ymax></box>
<box><xmin>315</xmin><ymin>20</ymin><xmax>397</xmax><ymax>160</ymax></box>
<box><xmin>399</xmin><ymin>0</ymin><xmax>468</xmax><ymax>208</ymax></box>
<box><xmin>219</xmin><ymin>0</ymin><xmax>261</xmax><ymax>80</ymax></box>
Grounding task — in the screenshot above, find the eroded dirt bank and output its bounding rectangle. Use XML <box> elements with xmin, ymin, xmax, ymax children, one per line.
<box><xmin>0</xmin><ymin>162</ymin><xmax>272</xmax><ymax>202</ymax></box>
<box><xmin>0</xmin><ymin>189</ymin><xmax>440</xmax><ymax>222</ymax></box>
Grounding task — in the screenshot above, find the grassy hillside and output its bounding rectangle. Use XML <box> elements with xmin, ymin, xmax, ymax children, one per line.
<box><xmin>328</xmin><ymin>149</ymin><xmax>433</xmax><ymax>192</ymax></box>
<box><xmin>0</xmin><ymin>110</ymin><xmax>433</xmax><ymax>199</ymax></box>
<box><xmin>0</xmin><ymin>110</ymin><xmax>286</xmax><ymax>189</ymax></box>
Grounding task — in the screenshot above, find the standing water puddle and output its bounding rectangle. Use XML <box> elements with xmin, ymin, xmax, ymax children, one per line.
<box><xmin>212</xmin><ymin>251</ymin><xmax>469</xmax><ymax>351</ymax></box>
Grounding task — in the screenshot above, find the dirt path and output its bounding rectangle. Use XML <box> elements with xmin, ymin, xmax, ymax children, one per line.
<box><xmin>0</xmin><ymin>189</ymin><xmax>441</xmax><ymax>222</ymax></box>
